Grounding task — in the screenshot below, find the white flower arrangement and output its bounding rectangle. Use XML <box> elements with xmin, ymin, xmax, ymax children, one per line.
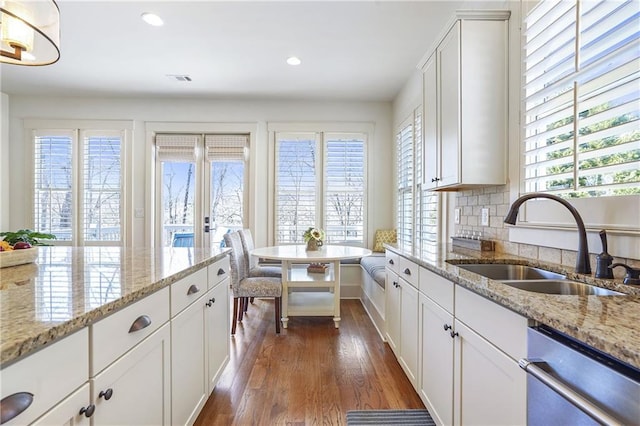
<box><xmin>303</xmin><ymin>227</ymin><xmax>325</xmax><ymax>243</ymax></box>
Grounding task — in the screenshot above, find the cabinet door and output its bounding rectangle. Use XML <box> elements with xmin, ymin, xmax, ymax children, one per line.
<box><xmin>385</xmin><ymin>269</ymin><xmax>401</xmax><ymax>354</ymax></box>
<box><xmin>171</xmin><ymin>294</ymin><xmax>208</xmax><ymax>426</ymax></box>
<box><xmin>453</xmin><ymin>320</ymin><xmax>526</xmax><ymax>426</ymax></box>
<box><xmin>92</xmin><ymin>324</ymin><xmax>170</xmax><ymax>426</ymax></box>
<box><xmin>423</xmin><ymin>53</ymin><xmax>439</xmax><ymax>189</ymax></box>
<box><xmin>419</xmin><ymin>294</ymin><xmax>454</xmax><ymax>426</ymax></box>
<box><xmin>399</xmin><ymin>279</ymin><xmax>419</xmax><ymax>388</ymax></box>
<box><xmin>206</xmin><ymin>279</ymin><xmax>230</xmax><ymax>395</ymax></box>
<box><xmin>438</xmin><ymin>21</ymin><xmax>461</xmax><ymax>187</ymax></box>
<box><xmin>32</xmin><ymin>383</ymin><xmax>92</xmax><ymax>426</ymax></box>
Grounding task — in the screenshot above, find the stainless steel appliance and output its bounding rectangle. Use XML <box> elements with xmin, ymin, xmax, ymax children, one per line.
<box><xmin>520</xmin><ymin>326</ymin><xmax>640</xmax><ymax>425</ymax></box>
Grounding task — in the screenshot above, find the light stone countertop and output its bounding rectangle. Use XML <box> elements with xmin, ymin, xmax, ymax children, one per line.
<box><xmin>386</xmin><ymin>244</ymin><xmax>640</xmax><ymax>370</ymax></box>
<box><xmin>0</xmin><ymin>246</ymin><xmax>230</xmax><ymax>367</ymax></box>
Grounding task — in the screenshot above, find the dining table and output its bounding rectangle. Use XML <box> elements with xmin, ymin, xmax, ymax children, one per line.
<box><xmin>249</xmin><ymin>244</ymin><xmax>372</xmax><ymax>328</ymax></box>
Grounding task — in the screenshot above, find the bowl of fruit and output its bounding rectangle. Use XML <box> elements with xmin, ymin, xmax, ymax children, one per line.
<box><xmin>0</xmin><ymin>230</ymin><xmax>56</xmax><ymax>268</ymax></box>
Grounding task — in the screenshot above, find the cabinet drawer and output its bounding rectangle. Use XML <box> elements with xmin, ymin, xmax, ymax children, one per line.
<box><xmin>171</xmin><ymin>268</ymin><xmax>208</xmax><ymax>316</ymax></box>
<box><xmin>454</xmin><ymin>285</ymin><xmax>528</xmax><ymax>360</ymax></box>
<box><xmin>208</xmin><ymin>256</ymin><xmax>230</xmax><ymax>290</ymax></box>
<box><xmin>91</xmin><ymin>287</ymin><xmax>169</xmax><ymax>375</ymax></box>
<box><xmin>385</xmin><ymin>251</ymin><xmax>400</xmax><ymax>274</ymax></box>
<box><xmin>419</xmin><ymin>267</ymin><xmax>454</xmax><ymax>313</ymax></box>
<box><xmin>398</xmin><ymin>257</ymin><xmax>419</xmax><ymax>289</ymax></box>
<box><xmin>0</xmin><ymin>329</ymin><xmax>88</xmax><ymax>426</ymax></box>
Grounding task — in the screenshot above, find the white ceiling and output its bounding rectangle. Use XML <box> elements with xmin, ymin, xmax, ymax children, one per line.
<box><xmin>0</xmin><ymin>0</ymin><xmax>498</xmax><ymax>102</ymax></box>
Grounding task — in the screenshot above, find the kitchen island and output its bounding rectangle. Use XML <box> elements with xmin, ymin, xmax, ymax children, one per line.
<box><xmin>0</xmin><ymin>246</ymin><xmax>230</xmax><ymax>426</ymax></box>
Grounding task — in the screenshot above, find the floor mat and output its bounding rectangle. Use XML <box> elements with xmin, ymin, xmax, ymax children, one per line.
<box><xmin>346</xmin><ymin>409</ymin><xmax>435</xmax><ymax>425</ymax></box>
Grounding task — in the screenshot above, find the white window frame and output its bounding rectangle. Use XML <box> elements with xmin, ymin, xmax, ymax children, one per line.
<box><xmin>512</xmin><ymin>0</ymin><xmax>639</xmax><ymax>260</ymax></box>
<box><xmin>24</xmin><ymin>119</ymin><xmax>132</xmax><ymax>247</ymax></box>
<box><xmin>267</xmin><ymin>122</ymin><xmax>372</xmax><ymax>247</ymax></box>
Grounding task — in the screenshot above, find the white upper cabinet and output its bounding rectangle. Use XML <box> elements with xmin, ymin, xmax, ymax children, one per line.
<box><xmin>421</xmin><ymin>11</ymin><xmax>510</xmax><ymax>191</ymax></box>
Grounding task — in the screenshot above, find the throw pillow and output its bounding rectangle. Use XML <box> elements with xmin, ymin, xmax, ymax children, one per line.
<box><xmin>373</xmin><ymin>229</ymin><xmax>397</xmax><ymax>252</ymax></box>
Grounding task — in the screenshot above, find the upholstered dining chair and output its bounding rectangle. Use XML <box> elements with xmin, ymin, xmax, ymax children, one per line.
<box><xmin>224</xmin><ymin>231</ymin><xmax>282</xmax><ymax>334</ymax></box>
<box><xmin>239</xmin><ymin>228</ymin><xmax>282</xmax><ymax>278</ymax></box>
<box><xmin>238</xmin><ymin>228</ymin><xmax>282</xmax><ymax>313</ymax></box>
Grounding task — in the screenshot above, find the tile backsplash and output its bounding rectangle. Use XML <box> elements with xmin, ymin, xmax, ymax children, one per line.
<box><xmin>455</xmin><ymin>185</ymin><xmax>638</xmax><ymax>280</ymax></box>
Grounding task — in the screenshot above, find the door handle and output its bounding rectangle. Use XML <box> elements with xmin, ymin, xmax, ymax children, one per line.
<box><xmin>519</xmin><ymin>359</ymin><xmax>621</xmax><ymax>425</ymax></box>
<box><xmin>128</xmin><ymin>315</ymin><xmax>152</xmax><ymax>333</ymax></box>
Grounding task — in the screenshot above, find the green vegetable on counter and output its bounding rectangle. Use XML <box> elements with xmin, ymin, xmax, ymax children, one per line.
<box><xmin>0</xmin><ymin>229</ymin><xmax>57</xmax><ymax>246</ymax></box>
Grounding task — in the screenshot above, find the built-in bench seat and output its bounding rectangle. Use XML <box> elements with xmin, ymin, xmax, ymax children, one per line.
<box><xmin>359</xmin><ymin>253</ymin><xmax>386</xmax><ymax>288</ymax></box>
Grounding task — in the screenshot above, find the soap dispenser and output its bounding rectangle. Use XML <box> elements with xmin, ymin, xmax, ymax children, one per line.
<box><xmin>595</xmin><ymin>230</ymin><xmax>614</xmax><ymax>279</ymax></box>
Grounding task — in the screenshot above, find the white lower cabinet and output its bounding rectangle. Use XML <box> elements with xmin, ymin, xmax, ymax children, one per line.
<box><xmin>172</xmin><ymin>277</ymin><xmax>231</xmax><ymax>426</ymax></box>
<box><xmin>398</xmin><ymin>279</ymin><xmax>419</xmax><ymax>387</ymax></box>
<box><xmin>415</xmin><ymin>263</ymin><xmax>527</xmax><ymax>426</ymax></box>
<box><xmin>453</xmin><ymin>320</ymin><xmax>526</xmax><ymax>426</ymax></box>
<box><xmin>171</xmin><ymin>292</ymin><xmax>209</xmax><ymax>426</ymax></box>
<box><xmin>0</xmin><ymin>329</ymin><xmax>89</xmax><ymax>426</ymax></box>
<box><xmin>206</xmin><ymin>279</ymin><xmax>230</xmax><ymax>394</ymax></box>
<box><xmin>92</xmin><ymin>323</ymin><xmax>171</xmax><ymax>426</ymax></box>
<box><xmin>385</xmin><ymin>256</ymin><xmax>419</xmax><ymax>389</ymax></box>
<box><xmin>385</xmin><ymin>268</ymin><xmax>401</xmax><ymax>353</ymax></box>
<box><xmin>32</xmin><ymin>383</ymin><xmax>92</xmax><ymax>426</ymax></box>
<box><xmin>419</xmin><ymin>294</ymin><xmax>454</xmax><ymax>426</ymax></box>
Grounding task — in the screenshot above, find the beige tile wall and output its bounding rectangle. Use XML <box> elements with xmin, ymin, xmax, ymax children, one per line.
<box><xmin>455</xmin><ymin>185</ymin><xmax>638</xmax><ymax>279</ymax></box>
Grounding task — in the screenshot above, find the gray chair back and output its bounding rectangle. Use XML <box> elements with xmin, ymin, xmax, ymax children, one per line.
<box><xmin>223</xmin><ymin>231</ymin><xmax>247</xmax><ymax>294</ymax></box>
<box><xmin>239</xmin><ymin>228</ymin><xmax>257</xmax><ymax>269</ymax></box>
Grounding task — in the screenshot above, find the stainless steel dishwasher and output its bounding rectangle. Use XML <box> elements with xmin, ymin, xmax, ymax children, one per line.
<box><xmin>520</xmin><ymin>326</ymin><xmax>640</xmax><ymax>425</ymax></box>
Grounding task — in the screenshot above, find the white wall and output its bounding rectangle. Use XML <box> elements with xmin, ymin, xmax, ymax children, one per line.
<box><xmin>0</xmin><ymin>92</ymin><xmax>8</xmax><ymax>230</ymax></box>
<box><xmin>6</xmin><ymin>95</ymin><xmax>395</xmax><ymax>247</ymax></box>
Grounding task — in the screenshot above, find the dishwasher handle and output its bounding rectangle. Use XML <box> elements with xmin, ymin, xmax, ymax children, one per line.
<box><xmin>519</xmin><ymin>359</ymin><xmax>622</xmax><ymax>426</ymax></box>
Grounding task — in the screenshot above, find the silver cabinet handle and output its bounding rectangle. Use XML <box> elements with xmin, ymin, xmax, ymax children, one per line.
<box><xmin>404</xmin><ymin>268</ymin><xmax>411</xmax><ymax>275</ymax></box>
<box><xmin>187</xmin><ymin>284</ymin><xmax>200</xmax><ymax>295</ymax></box>
<box><xmin>388</xmin><ymin>259</ymin><xmax>394</xmax><ymax>265</ymax></box>
<box><xmin>0</xmin><ymin>392</ymin><xmax>33</xmax><ymax>424</ymax></box>
<box><xmin>217</xmin><ymin>268</ymin><xmax>226</xmax><ymax>276</ymax></box>
<box><xmin>519</xmin><ymin>359</ymin><xmax>621</xmax><ymax>425</ymax></box>
<box><xmin>128</xmin><ymin>315</ymin><xmax>151</xmax><ymax>333</ymax></box>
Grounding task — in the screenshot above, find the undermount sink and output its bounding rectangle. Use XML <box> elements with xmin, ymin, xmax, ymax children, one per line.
<box><xmin>456</xmin><ymin>263</ymin><xmax>566</xmax><ymax>281</ymax></box>
<box><xmin>501</xmin><ymin>280</ymin><xmax>624</xmax><ymax>296</ymax></box>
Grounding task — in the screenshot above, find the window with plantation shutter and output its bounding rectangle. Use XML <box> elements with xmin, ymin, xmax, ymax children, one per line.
<box><xmin>83</xmin><ymin>132</ymin><xmax>122</xmax><ymax>242</ymax></box>
<box><xmin>324</xmin><ymin>133</ymin><xmax>365</xmax><ymax>243</ymax></box>
<box><xmin>30</xmin><ymin>122</ymin><xmax>129</xmax><ymax>245</ymax></box>
<box><xmin>274</xmin><ymin>133</ymin><xmax>319</xmax><ymax>244</ymax></box>
<box><xmin>524</xmin><ymin>0</ymin><xmax>639</xmax><ymax>198</ymax></box>
<box><xmin>34</xmin><ymin>132</ymin><xmax>74</xmax><ymax>241</ymax></box>
<box><xmin>414</xmin><ymin>109</ymin><xmax>439</xmax><ymax>259</ymax></box>
<box><xmin>273</xmin><ymin>130</ymin><xmax>367</xmax><ymax>245</ymax></box>
<box><xmin>397</xmin><ymin>119</ymin><xmax>413</xmax><ymax>253</ymax></box>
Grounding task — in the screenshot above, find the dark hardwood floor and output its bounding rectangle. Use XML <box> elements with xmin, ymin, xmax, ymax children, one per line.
<box><xmin>194</xmin><ymin>298</ymin><xmax>424</xmax><ymax>426</ymax></box>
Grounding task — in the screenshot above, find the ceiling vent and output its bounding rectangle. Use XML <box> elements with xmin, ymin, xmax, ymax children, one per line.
<box><xmin>166</xmin><ymin>75</ymin><xmax>192</xmax><ymax>82</ymax></box>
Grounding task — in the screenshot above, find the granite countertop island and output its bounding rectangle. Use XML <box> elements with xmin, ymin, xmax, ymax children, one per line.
<box><xmin>0</xmin><ymin>246</ymin><xmax>230</xmax><ymax>367</ymax></box>
<box><xmin>386</xmin><ymin>245</ymin><xmax>640</xmax><ymax>370</ymax></box>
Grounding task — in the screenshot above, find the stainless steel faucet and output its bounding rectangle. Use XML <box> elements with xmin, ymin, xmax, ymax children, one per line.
<box><xmin>504</xmin><ymin>193</ymin><xmax>591</xmax><ymax>275</ymax></box>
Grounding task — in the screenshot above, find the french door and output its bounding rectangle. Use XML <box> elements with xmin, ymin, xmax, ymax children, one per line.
<box><xmin>155</xmin><ymin>134</ymin><xmax>248</xmax><ymax>248</ymax></box>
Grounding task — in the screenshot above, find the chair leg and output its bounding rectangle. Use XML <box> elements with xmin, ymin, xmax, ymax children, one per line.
<box><xmin>238</xmin><ymin>297</ymin><xmax>245</xmax><ymax>321</ymax></box>
<box><xmin>231</xmin><ymin>297</ymin><xmax>239</xmax><ymax>335</ymax></box>
<box><xmin>275</xmin><ymin>297</ymin><xmax>281</xmax><ymax>334</ymax></box>
<box><xmin>243</xmin><ymin>296</ymin><xmax>249</xmax><ymax>313</ymax></box>
<box><xmin>250</xmin><ymin>297</ymin><xmax>255</xmax><ymax>304</ymax></box>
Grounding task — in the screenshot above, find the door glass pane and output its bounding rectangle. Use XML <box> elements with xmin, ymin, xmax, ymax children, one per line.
<box><xmin>210</xmin><ymin>160</ymin><xmax>244</xmax><ymax>247</ymax></box>
<box><xmin>161</xmin><ymin>162</ymin><xmax>195</xmax><ymax>247</ymax></box>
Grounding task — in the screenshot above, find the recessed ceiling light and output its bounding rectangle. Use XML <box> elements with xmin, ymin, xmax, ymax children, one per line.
<box><xmin>141</xmin><ymin>12</ymin><xmax>164</xmax><ymax>26</ymax></box>
<box><xmin>287</xmin><ymin>56</ymin><xmax>301</xmax><ymax>66</ymax></box>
